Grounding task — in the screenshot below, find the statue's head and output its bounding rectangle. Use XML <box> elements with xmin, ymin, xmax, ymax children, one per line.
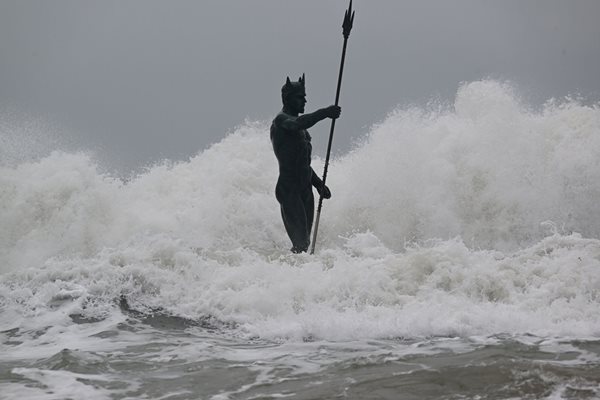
<box><xmin>281</xmin><ymin>74</ymin><xmax>306</xmax><ymax>113</ymax></box>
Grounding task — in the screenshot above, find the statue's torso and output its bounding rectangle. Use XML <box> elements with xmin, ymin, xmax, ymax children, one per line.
<box><xmin>270</xmin><ymin>112</ymin><xmax>312</xmax><ymax>188</ymax></box>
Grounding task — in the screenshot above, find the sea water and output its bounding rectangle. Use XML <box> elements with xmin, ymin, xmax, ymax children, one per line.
<box><xmin>1</xmin><ymin>81</ymin><xmax>600</xmax><ymax>399</ymax></box>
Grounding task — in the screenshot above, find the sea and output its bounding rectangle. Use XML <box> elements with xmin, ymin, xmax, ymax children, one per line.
<box><xmin>1</xmin><ymin>80</ymin><xmax>600</xmax><ymax>399</ymax></box>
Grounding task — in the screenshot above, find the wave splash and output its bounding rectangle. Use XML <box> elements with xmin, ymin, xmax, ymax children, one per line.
<box><xmin>1</xmin><ymin>80</ymin><xmax>600</xmax><ymax>341</ymax></box>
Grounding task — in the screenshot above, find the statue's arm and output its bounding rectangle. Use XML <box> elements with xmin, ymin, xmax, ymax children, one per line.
<box><xmin>277</xmin><ymin>106</ymin><xmax>340</xmax><ymax>131</ymax></box>
<box><xmin>311</xmin><ymin>168</ymin><xmax>331</xmax><ymax>199</ymax></box>
<box><xmin>293</xmin><ymin>108</ymin><xmax>330</xmax><ymax>130</ymax></box>
<box><xmin>311</xmin><ymin>168</ymin><xmax>323</xmax><ymax>187</ymax></box>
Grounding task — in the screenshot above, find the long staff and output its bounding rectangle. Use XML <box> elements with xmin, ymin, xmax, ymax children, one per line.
<box><xmin>310</xmin><ymin>0</ymin><xmax>355</xmax><ymax>255</ymax></box>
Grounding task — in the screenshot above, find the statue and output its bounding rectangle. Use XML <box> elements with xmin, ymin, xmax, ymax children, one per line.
<box><xmin>270</xmin><ymin>74</ymin><xmax>341</xmax><ymax>253</ymax></box>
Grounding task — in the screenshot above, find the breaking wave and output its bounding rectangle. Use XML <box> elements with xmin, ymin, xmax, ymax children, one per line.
<box><xmin>1</xmin><ymin>80</ymin><xmax>600</xmax><ymax>341</ymax></box>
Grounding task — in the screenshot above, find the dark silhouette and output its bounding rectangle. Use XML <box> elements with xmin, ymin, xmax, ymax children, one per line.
<box><xmin>270</xmin><ymin>74</ymin><xmax>341</xmax><ymax>253</ymax></box>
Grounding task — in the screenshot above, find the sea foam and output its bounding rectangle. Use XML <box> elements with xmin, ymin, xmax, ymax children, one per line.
<box><xmin>1</xmin><ymin>80</ymin><xmax>600</xmax><ymax>342</ymax></box>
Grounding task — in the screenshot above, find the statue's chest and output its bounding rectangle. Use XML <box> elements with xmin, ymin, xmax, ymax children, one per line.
<box><xmin>295</xmin><ymin>130</ymin><xmax>311</xmax><ymax>146</ymax></box>
<box><xmin>298</xmin><ymin>130</ymin><xmax>312</xmax><ymax>154</ymax></box>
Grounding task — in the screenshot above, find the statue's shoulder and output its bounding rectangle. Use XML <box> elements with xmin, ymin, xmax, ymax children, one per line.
<box><xmin>273</xmin><ymin>111</ymin><xmax>296</xmax><ymax>128</ymax></box>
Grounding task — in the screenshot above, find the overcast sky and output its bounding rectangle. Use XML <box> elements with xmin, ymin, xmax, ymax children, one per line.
<box><xmin>1</xmin><ymin>0</ymin><xmax>599</xmax><ymax>172</ymax></box>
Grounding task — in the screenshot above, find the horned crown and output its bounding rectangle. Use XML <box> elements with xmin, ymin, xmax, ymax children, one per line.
<box><xmin>281</xmin><ymin>74</ymin><xmax>306</xmax><ymax>102</ymax></box>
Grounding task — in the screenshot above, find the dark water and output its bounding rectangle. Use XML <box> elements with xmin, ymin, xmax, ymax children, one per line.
<box><xmin>2</xmin><ymin>314</ymin><xmax>599</xmax><ymax>400</ymax></box>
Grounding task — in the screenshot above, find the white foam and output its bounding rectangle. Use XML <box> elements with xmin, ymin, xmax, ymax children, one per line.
<box><xmin>3</xmin><ymin>368</ymin><xmax>128</xmax><ymax>400</ymax></box>
<box><xmin>1</xmin><ymin>81</ymin><xmax>600</xmax><ymax>342</ymax></box>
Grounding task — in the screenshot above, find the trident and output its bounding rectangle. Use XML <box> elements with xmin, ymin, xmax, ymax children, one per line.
<box><xmin>310</xmin><ymin>0</ymin><xmax>355</xmax><ymax>255</ymax></box>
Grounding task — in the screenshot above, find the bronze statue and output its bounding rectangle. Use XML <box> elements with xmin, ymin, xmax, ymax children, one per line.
<box><xmin>270</xmin><ymin>74</ymin><xmax>341</xmax><ymax>253</ymax></box>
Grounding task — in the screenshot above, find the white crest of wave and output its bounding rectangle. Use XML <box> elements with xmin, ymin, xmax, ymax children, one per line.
<box><xmin>1</xmin><ymin>120</ymin><xmax>283</xmax><ymax>271</ymax></box>
<box><xmin>1</xmin><ymin>81</ymin><xmax>600</xmax><ymax>341</ymax></box>
<box><xmin>327</xmin><ymin>80</ymin><xmax>600</xmax><ymax>250</ymax></box>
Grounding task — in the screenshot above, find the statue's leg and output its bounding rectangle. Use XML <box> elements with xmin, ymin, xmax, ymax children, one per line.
<box><xmin>303</xmin><ymin>187</ymin><xmax>315</xmax><ymax>241</ymax></box>
<box><xmin>278</xmin><ymin>192</ymin><xmax>309</xmax><ymax>252</ymax></box>
<box><xmin>280</xmin><ymin>203</ymin><xmax>309</xmax><ymax>252</ymax></box>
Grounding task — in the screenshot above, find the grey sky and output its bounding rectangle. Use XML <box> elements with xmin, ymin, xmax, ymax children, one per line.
<box><xmin>1</xmin><ymin>0</ymin><xmax>599</xmax><ymax>172</ymax></box>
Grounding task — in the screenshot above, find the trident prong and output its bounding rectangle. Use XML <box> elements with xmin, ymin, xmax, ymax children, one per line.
<box><xmin>342</xmin><ymin>0</ymin><xmax>355</xmax><ymax>39</ymax></box>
